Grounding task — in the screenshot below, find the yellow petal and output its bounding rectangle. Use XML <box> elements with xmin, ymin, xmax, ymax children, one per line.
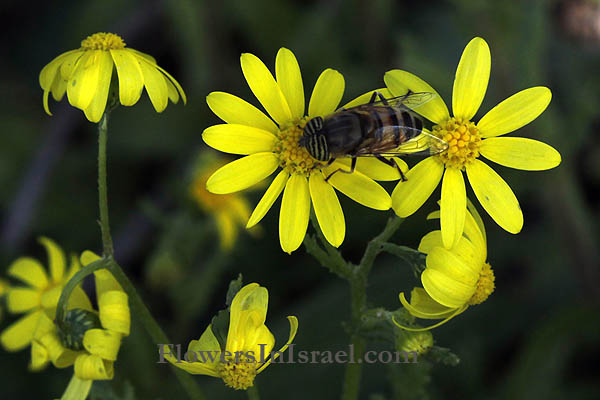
<box><xmin>466</xmin><ymin>160</ymin><xmax>523</xmax><ymax>234</ymax></box>
<box><xmin>463</xmin><ymin>209</ymin><xmax>486</xmax><ymax>262</ymax></box>
<box><xmin>188</xmin><ymin>324</ymin><xmax>222</xmax><ymax>356</ymax></box>
<box><xmin>39</xmin><ymin>50</ymin><xmax>80</xmax><ymax>90</ymax></box>
<box><xmin>80</xmin><ymin>250</ymin><xmax>100</xmax><ymax>267</ymax></box>
<box><xmin>8</xmin><ymin>257</ymin><xmax>48</xmax><ymax>289</ymax></box>
<box><xmin>83</xmin><ymin>51</ymin><xmax>114</xmax><ymax>123</ymax></box>
<box><xmin>391</xmin><ymin>157</ymin><xmax>443</xmax><ymax>217</ymax></box>
<box><xmin>68</xmin><ymin>286</ymin><xmax>93</xmax><ymax>312</ymax></box>
<box><xmin>279</xmin><ymin>173</ymin><xmax>310</xmax><ymax>254</ymax></box>
<box><xmin>308</xmin><ymin>68</ymin><xmax>344</xmax><ymax>118</ymax></box>
<box><xmin>83</xmin><ymin>329</ymin><xmax>122</xmax><ymax>360</ymax></box>
<box><xmin>440</xmin><ymin>168</ymin><xmax>466</xmax><ymax>249</ymax></box>
<box><xmin>466</xmin><ymin>198</ymin><xmax>487</xmax><ymax>243</ymax></box>
<box><xmin>37</xmin><ymin>329</ymin><xmax>78</xmax><ymax>368</ymax></box>
<box><xmin>309</xmin><ymin>173</ymin><xmax>345</xmax><ymax>248</ymax></box>
<box><xmin>452</xmin><ymin>37</ymin><xmax>490</xmax><ymax>120</ymax></box>
<box><xmin>257</xmin><ymin>316</ymin><xmax>298</xmax><ymax>373</ymax></box>
<box><xmin>50</xmin><ymin>75</ymin><xmax>68</xmax><ymax>102</ymax></box>
<box><xmin>98</xmin><ymin>290</ymin><xmax>130</xmax><ymax>335</ymax></box>
<box><xmin>418</xmin><ymin>230</ymin><xmax>442</xmax><ymax>254</ymax></box>
<box><xmin>423</xmin><ymin>270</ymin><xmax>474</xmax><ymax>308</ymax></box>
<box><xmin>384</xmin><ymin>70</ymin><xmax>449</xmax><ymax>124</ymax></box>
<box><xmin>215</xmin><ymin>211</ymin><xmax>236</xmax><ymax>250</ymax></box>
<box><xmin>30</xmin><ymin>339</ymin><xmax>50</xmax><ymax>371</ymax></box>
<box><xmin>110</xmin><ymin>49</ymin><xmax>144</xmax><ymax>106</ymax></box>
<box><xmin>38</xmin><ymin>237</ymin><xmax>66</xmax><ymax>283</ymax></box>
<box><xmin>477</xmin><ymin>87</ymin><xmax>552</xmax><ymax>138</ymax></box>
<box><xmin>276</xmin><ymin>48</ymin><xmax>304</xmax><ymax>119</ymax></box>
<box><xmin>326</xmin><ymin>166</ymin><xmax>391</xmax><ymax>210</ymax></box>
<box><xmin>74</xmin><ymin>354</ymin><xmax>114</xmax><ymax>380</ymax></box>
<box><xmin>247</xmin><ymin>170</ymin><xmax>289</xmax><ymax>228</ymax></box>
<box><xmin>165</xmin><ymin>78</ymin><xmax>180</xmax><ymax>104</ymax></box>
<box><xmin>227</xmin><ymin>283</ymin><xmax>268</xmax><ymax>352</ymax></box>
<box><xmin>244</xmin><ymin>324</ymin><xmax>275</xmax><ymax>359</ymax></box>
<box><xmin>399</xmin><ymin>288</ymin><xmax>456</xmax><ymax>319</ymax></box>
<box><xmin>241</xmin><ymin>53</ymin><xmax>292</xmax><ymax>125</ymax></box>
<box><xmin>151</xmin><ymin>61</ymin><xmax>187</xmax><ymax>104</ymax></box>
<box><xmin>138</xmin><ymin>57</ymin><xmax>168</xmax><ymax>112</ymax></box>
<box><xmin>426</xmin><ymin>247</ymin><xmax>479</xmax><ymax>285</ymax></box>
<box><xmin>60</xmin><ymin>375</ymin><xmax>93</xmax><ymax>400</ymax></box>
<box><xmin>202</xmin><ymin>124</ymin><xmax>278</xmax><ymax>155</ymax></box>
<box><xmin>341</xmin><ymin>88</ymin><xmax>394</xmax><ymax>109</ymax></box>
<box><xmin>160</xmin><ymin>343</ymin><xmax>220</xmax><ymax>376</ymax></box>
<box><xmin>480</xmin><ymin>137</ymin><xmax>561</xmax><ymax>171</ymax></box>
<box><xmin>207</xmin><ymin>91</ymin><xmax>277</xmax><ymax>133</ymax></box>
<box><xmin>206</xmin><ymin>153</ymin><xmax>279</xmax><ymax>194</ymax></box>
<box><xmin>67</xmin><ymin>51</ymin><xmax>103</xmax><ymax>111</ymax></box>
<box><xmin>0</xmin><ymin>310</ymin><xmax>42</xmax><ymax>351</ymax></box>
<box><xmin>7</xmin><ymin>288</ymin><xmax>40</xmax><ymax>313</ymax></box>
<box><xmin>93</xmin><ymin>268</ymin><xmax>123</xmax><ymax>295</ymax></box>
<box><xmin>332</xmin><ymin>157</ymin><xmax>406</xmax><ymax>181</ymax></box>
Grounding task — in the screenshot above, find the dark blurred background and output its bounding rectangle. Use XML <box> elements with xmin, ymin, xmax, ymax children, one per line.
<box><xmin>1</xmin><ymin>0</ymin><xmax>599</xmax><ymax>399</ymax></box>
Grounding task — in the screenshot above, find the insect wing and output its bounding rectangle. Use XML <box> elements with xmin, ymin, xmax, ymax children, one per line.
<box><xmin>338</xmin><ymin>91</ymin><xmax>436</xmax><ymax>113</ymax></box>
<box><xmin>369</xmin><ymin>128</ymin><xmax>448</xmax><ymax>156</ymax></box>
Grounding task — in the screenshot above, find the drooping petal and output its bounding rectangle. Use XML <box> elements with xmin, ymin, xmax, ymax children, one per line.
<box><xmin>74</xmin><ymin>354</ymin><xmax>113</xmax><ymax>380</ymax></box>
<box><xmin>426</xmin><ymin>247</ymin><xmax>480</xmax><ymax>285</ymax></box>
<box><xmin>206</xmin><ymin>153</ymin><xmax>280</xmax><ymax>194</ymax></box>
<box><xmin>452</xmin><ymin>37</ymin><xmax>490</xmax><ymax>121</ymax></box>
<box><xmin>151</xmin><ymin>62</ymin><xmax>187</xmax><ymax>104</ymax></box>
<box><xmin>138</xmin><ymin>57</ymin><xmax>169</xmax><ymax>112</ymax></box>
<box><xmin>83</xmin><ymin>329</ymin><xmax>122</xmax><ymax>360</ymax></box>
<box><xmin>38</xmin><ymin>237</ymin><xmax>66</xmax><ymax>283</ymax></box>
<box><xmin>440</xmin><ymin>168</ymin><xmax>466</xmax><ymax>249</ymax></box>
<box><xmin>309</xmin><ymin>173</ymin><xmax>345</xmax><ymax>248</ymax></box>
<box><xmin>326</xmin><ymin>166</ymin><xmax>391</xmax><ymax>210</ymax></box>
<box><xmin>110</xmin><ymin>49</ymin><xmax>144</xmax><ymax>106</ymax></box>
<box><xmin>480</xmin><ymin>137</ymin><xmax>561</xmax><ymax>170</ymax></box>
<box><xmin>67</xmin><ymin>51</ymin><xmax>104</xmax><ymax>111</ymax></box>
<box><xmin>341</xmin><ymin>88</ymin><xmax>394</xmax><ymax>109</ymax></box>
<box><xmin>276</xmin><ymin>48</ymin><xmax>304</xmax><ymax>119</ymax></box>
<box><xmin>0</xmin><ymin>310</ymin><xmax>43</xmax><ymax>351</ymax></box>
<box><xmin>399</xmin><ymin>288</ymin><xmax>456</xmax><ymax>319</ymax></box>
<box><xmin>39</xmin><ymin>50</ymin><xmax>80</xmax><ymax>90</ymax></box>
<box><xmin>165</xmin><ymin>78</ymin><xmax>180</xmax><ymax>104</ymax></box>
<box><xmin>308</xmin><ymin>69</ymin><xmax>344</xmax><ymax>118</ymax></box>
<box><xmin>241</xmin><ymin>53</ymin><xmax>292</xmax><ymax>125</ymax></box>
<box><xmin>82</xmin><ymin>51</ymin><xmax>113</xmax><ymax>123</ymax></box>
<box><xmin>466</xmin><ymin>198</ymin><xmax>487</xmax><ymax>243</ymax></box>
<box><xmin>391</xmin><ymin>157</ymin><xmax>444</xmax><ymax>217</ymax></box>
<box><xmin>92</xmin><ymin>264</ymin><xmax>123</xmax><ymax>295</ymax></box>
<box><xmin>418</xmin><ymin>230</ymin><xmax>443</xmax><ymax>254</ymax></box>
<box><xmin>279</xmin><ymin>173</ymin><xmax>310</xmax><ymax>254</ymax></box>
<box><xmin>463</xmin><ymin>209</ymin><xmax>486</xmax><ymax>262</ymax></box>
<box><xmin>227</xmin><ymin>284</ymin><xmax>268</xmax><ymax>352</ymax></box>
<box><xmin>257</xmin><ymin>316</ymin><xmax>298</xmax><ymax>373</ymax></box>
<box><xmin>98</xmin><ymin>290</ymin><xmax>130</xmax><ymax>336</ymax></box>
<box><xmin>50</xmin><ymin>74</ymin><xmax>68</xmax><ymax>101</ymax></box>
<box><xmin>188</xmin><ymin>324</ymin><xmax>222</xmax><ymax>356</ymax></box>
<box><xmin>202</xmin><ymin>124</ymin><xmax>278</xmax><ymax>155</ymax></box>
<box><xmin>477</xmin><ymin>87</ymin><xmax>552</xmax><ymax>138</ymax></box>
<box><xmin>6</xmin><ymin>288</ymin><xmax>40</xmax><ymax>313</ymax></box>
<box><xmin>384</xmin><ymin>70</ymin><xmax>449</xmax><ymax>124</ymax></box>
<box><xmin>207</xmin><ymin>91</ymin><xmax>277</xmax><ymax>133</ymax></box>
<box><xmin>423</xmin><ymin>268</ymin><xmax>475</xmax><ymax>308</ymax></box>
<box><xmin>466</xmin><ymin>160</ymin><xmax>523</xmax><ymax>234</ymax></box>
<box><xmin>7</xmin><ymin>257</ymin><xmax>48</xmax><ymax>289</ymax></box>
<box><xmin>247</xmin><ymin>170</ymin><xmax>289</xmax><ymax>228</ymax></box>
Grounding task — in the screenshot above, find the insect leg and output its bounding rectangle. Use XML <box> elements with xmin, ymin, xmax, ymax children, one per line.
<box><xmin>375</xmin><ymin>155</ymin><xmax>407</xmax><ymax>182</ymax></box>
<box><xmin>376</xmin><ymin>92</ymin><xmax>390</xmax><ymax>105</ymax></box>
<box><xmin>368</xmin><ymin>91</ymin><xmax>379</xmax><ymax>105</ymax></box>
<box><xmin>324</xmin><ymin>157</ymin><xmax>357</xmax><ymax>182</ymax></box>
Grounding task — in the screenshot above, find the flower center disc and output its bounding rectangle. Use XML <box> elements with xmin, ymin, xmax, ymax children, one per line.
<box><xmin>275</xmin><ymin>120</ymin><xmax>319</xmax><ymax>175</ymax></box>
<box><xmin>468</xmin><ymin>262</ymin><xmax>495</xmax><ymax>305</ymax></box>
<box><xmin>81</xmin><ymin>33</ymin><xmax>126</xmax><ymax>51</ymax></box>
<box><xmin>218</xmin><ymin>356</ymin><xmax>258</xmax><ymax>390</ymax></box>
<box><xmin>433</xmin><ymin>117</ymin><xmax>482</xmax><ymax>169</ymax></box>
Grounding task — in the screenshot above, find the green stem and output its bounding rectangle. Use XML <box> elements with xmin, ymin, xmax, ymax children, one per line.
<box><xmin>246</xmin><ymin>384</ymin><xmax>260</xmax><ymax>400</ymax></box>
<box><xmin>98</xmin><ymin>113</ymin><xmax>114</xmax><ymax>256</ymax></box>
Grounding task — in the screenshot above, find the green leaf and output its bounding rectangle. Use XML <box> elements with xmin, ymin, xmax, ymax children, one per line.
<box><xmin>225</xmin><ymin>273</ymin><xmax>244</xmax><ymax>306</ymax></box>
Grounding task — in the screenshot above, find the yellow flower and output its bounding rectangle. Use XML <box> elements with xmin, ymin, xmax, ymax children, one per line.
<box><xmin>163</xmin><ymin>283</ymin><xmax>298</xmax><ymax>390</ymax></box>
<box><xmin>0</xmin><ymin>238</ymin><xmax>90</xmax><ymax>352</ymax></box>
<box><xmin>30</xmin><ymin>250</ymin><xmax>130</xmax><ymax>397</ymax></box>
<box><xmin>203</xmin><ymin>48</ymin><xmax>402</xmax><ymax>253</ymax></box>
<box><xmin>386</xmin><ymin>37</ymin><xmax>561</xmax><ymax>248</ymax></box>
<box><xmin>190</xmin><ymin>154</ymin><xmax>254</xmax><ymax>250</ymax></box>
<box><xmin>40</xmin><ymin>32</ymin><xmax>186</xmax><ymax>123</ymax></box>
<box><xmin>396</xmin><ymin>204</ymin><xmax>495</xmax><ymax>330</ymax></box>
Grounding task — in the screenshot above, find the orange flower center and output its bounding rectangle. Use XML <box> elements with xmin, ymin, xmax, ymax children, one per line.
<box><xmin>274</xmin><ymin>119</ymin><xmax>319</xmax><ymax>175</ymax></box>
<box><xmin>468</xmin><ymin>262</ymin><xmax>495</xmax><ymax>305</ymax></box>
<box><xmin>433</xmin><ymin>117</ymin><xmax>482</xmax><ymax>169</ymax></box>
<box><xmin>81</xmin><ymin>33</ymin><xmax>126</xmax><ymax>51</ymax></box>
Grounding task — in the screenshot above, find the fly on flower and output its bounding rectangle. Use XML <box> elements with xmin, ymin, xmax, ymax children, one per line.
<box><xmin>299</xmin><ymin>91</ymin><xmax>449</xmax><ymax>181</ymax></box>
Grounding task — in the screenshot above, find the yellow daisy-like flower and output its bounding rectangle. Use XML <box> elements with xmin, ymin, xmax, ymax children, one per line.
<box><xmin>203</xmin><ymin>48</ymin><xmax>402</xmax><ymax>253</ymax></box>
<box><xmin>396</xmin><ymin>204</ymin><xmax>494</xmax><ymax>330</ymax></box>
<box><xmin>386</xmin><ymin>37</ymin><xmax>561</xmax><ymax>248</ymax></box>
<box><xmin>0</xmin><ymin>238</ymin><xmax>90</xmax><ymax>352</ymax></box>
<box><xmin>163</xmin><ymin>283</ymin><xmax>298</xmax><ymax>390</ymax></box>
<box><xmin>31</xmin><ymin>251</ymin><xmax>130</xmax><ymax>399</ymax></box>
<box><xmin>40</xmin><ymin>32</ymin><xmax>186</xmax><ymax>123</ymax></box>
<box><xmin>190</xmin><ymin>154</ymin><xmax>254</xmax><ymax>250</ymax></box>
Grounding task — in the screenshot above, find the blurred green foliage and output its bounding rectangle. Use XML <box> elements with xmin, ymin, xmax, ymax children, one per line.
<box><xmin>1</xmin><ymin>0</ymin><xmax>599</xmax><ymax>399</ymax></box>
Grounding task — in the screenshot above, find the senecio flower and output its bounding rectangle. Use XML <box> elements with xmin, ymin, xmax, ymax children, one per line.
<box><xmin>32</xmin><ymin>251</ymin><xmax>130</xmax><ymax>399</ymax></box>
<box><xmin>161</xmin><ymin>283</ymin><xmax>298</xmax><ymax>390</ymax></box>
<box><xmin>396</xmin><ymin>204</ymin><xmax>494</xmax><ymax>330</ymax></box>
<box><xmin>0</xmin><ymin>238</ymin><xmax>89</xmax><ymax>352</ymax></box>
<box><xmin>40</xmin><ymin>32</ymin><xmax>186</xmax><ymax>123</ymax></box>
<box><xmin>203</xmin><ymin>48</ymin><xmax>401</xmax><ymax>253</ymax></box>
<box><xmin>387</xmin><ymin>37</ymin><xmax>561</xmax><ymax>248</ymax></box>
<box><xmin>190</xmin><ymin>154</ymin><xmax>253</xmax><ymax>250</ymax></box>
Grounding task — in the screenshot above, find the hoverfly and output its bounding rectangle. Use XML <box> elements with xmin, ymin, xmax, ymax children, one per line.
<box><xmin>299</xmin><ymin>91</ymin><xmax>448</xmax><ymax>181</ymax></box>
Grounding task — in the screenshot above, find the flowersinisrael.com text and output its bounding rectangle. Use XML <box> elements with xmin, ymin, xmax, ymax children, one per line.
<box><xmin>157</xmin><ymin>344</ymin><xmax>418</xmax><ymax>365</ymax></box>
